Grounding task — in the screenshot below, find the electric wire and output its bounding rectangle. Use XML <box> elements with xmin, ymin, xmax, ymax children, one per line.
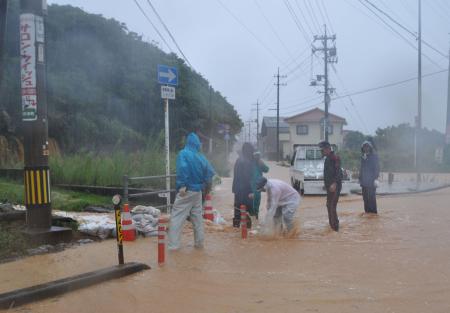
<box><xmin>132</xmin><ymin>0</ymin><xmax>173</xmax><ymax>52</ymax></box>
<box><xmin>253</xmin><ymin>0</ymin><xmax>295</xmax><ymax>62</ymax></box>
<box><xmin>215</xmin><ymin>0</ymin><xmax>285</xmax><ymax>65</ymax></box>
<box><xmin>363</xmin><ymin>0</ymin><xmax>448</xmax><ymax>59</ymax></box>
<box><xmin>145</xmin><ymin>0</ymin><xmax>193</xmax><ymax>67</ymax></box>
<box><xmin>278</xmin><ymin>69</ymin><xmax>448</xmax><ymax>116</ymax></box>
<box><xmin>303</xmin><ymin>0</ymin><xmax>322</xmax><ymax>33</ymax></box>
<box><xmin>283</xmin><ymin>0</ymin><xmax>312</xmax><ymax>44</ymax></box>
<box><xmin>358</xmin><ymin>0</ymin><xmax>445</xmax><ymax>69</ymax></box>
<box><xmin>293</xmin><ymin>0</ymin><xmax>316</xmax><ymax>36</ymax></box>
<box><xmin>332</xmin><ymin>69</ymin><xmax>448</xmax><ymax>100</ymax></box>
<box><xmin>319</xmin><ymin>0</ymin><xmax>335</xmax><ymax>33</ymax></box>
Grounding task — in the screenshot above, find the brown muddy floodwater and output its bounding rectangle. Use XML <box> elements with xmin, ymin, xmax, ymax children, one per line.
<box><xmin>1</xmin><ymin>164</ymin><xmax>450</xmax><ymax>313</ymax></box>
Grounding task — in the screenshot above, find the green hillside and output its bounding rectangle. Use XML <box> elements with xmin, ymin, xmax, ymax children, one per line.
<box><xmin>0</xmin><ymin>2</ymin><xmax>242</xmax><ymax>153</ymax></box>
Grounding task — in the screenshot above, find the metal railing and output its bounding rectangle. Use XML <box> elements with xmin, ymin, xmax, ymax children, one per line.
<box><xmin>123</xmin><ymin>174</ymin><xmax>176</xmax><ymax>213</ymax></box>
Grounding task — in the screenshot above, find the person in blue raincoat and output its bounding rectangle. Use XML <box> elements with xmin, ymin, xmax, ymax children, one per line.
<box><xmin>168</xmin><ymin>133</ymin><xmax>215</xmax><ymax>250</ymax></box>
<box><xmin>250</xmin><ymin>151</ymin><xmax>269</xmax><ymax>220</ymax></box>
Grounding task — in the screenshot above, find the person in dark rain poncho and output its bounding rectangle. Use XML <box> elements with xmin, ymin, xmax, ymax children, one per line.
<box><xmin>232</xmin><ymin>143</ymin><xmax>254</xmax><ymax>228</ymax></box>
<box><xmin>359</xmin><ymin>141</ymin><xmax>380</xmax><ymax>214</ymax></box>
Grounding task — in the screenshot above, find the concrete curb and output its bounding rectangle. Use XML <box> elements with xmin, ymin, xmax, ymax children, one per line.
<box><xmin>351</xmin><ymin>184</ymin><xmax>450</xmax><ymax>196</ymax></box>
<box><xmin>0</xmin><ymin>262</ymin><xmax>150</xmax><ymax>309</ymax></box>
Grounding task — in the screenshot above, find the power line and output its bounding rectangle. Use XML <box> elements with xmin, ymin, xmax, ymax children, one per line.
<box><xmin>362</xmin><ymin>0</ymin><xmax>448</xmax><ymax>59</ymax></box>
<box><xmin>132</xmin><ymin>0</ymin><xmax>173</xmax><ymax>52</ymax></box>
<box><xmin>331</xmin><ymin>64</ymin><xmax>368</xmax><ymax>133</ymax></box>
<box><xmin>283</xmin><ymin>0</ymin><xmax>311</xmax><ymax>44</ymax></box>
<box><xmin>333</xmin><ymin>69</ymin><xmax>448</xmax><ymax>100</ymax></box>
<box><xmin>303</xmin><ymin>0</ymin><xmax>322</xmax><ymax>34</ymax></box>
<box><xmin>253</xmin><ymin>0</ymin><xmax>295</xmax><ymax>62</ymax></box>
<box><xmin>319</xmin><ymin>0</ymin><xmax>335</xmax><ymax>34</ymax></box>
<box><xmin>216</xmin><ymin>0</ymin><xmax>285</xmax><ymax>65</ymax></box>
<box><xmin>145</xmin><ymin>0</ymin><xmax>193</xmax><ymax>67</ymax></box>
<box><xmin>358</xmin><ymin>0</ymin><xmax>445</xmax><ymax>69</ymax></box>
<box><xmin>293</xmin><ymin>0</ymin><xmax>316</xmax><ymax>36</ymax></box>
<box><xmin>280</xmin><ymin>69</ymin><xmax>449</xmax><ymax>116</ymax></box>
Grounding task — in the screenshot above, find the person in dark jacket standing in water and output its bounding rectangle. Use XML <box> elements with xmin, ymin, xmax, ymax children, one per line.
<box><xmin>359</xmin><ymin>141</ymin><xmax>380</xmax><ymax>214</ymax></box>
<box><xmin>319</xmin><ymin>141</ymin><xmax>342</xmax><ymax>232</ymax></box>
<box><xmin>232</xmin><ymin>142</ymin><xmax>254</xmax><ymax>228</ymax></box>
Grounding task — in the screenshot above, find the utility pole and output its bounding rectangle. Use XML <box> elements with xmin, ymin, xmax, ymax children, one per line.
<box><xmin>415</xmin><ymin>0</ymin><xmax>422</xmax><ymax>184</ymax></box>
<box><xmin>311</xmin><ymin>25</ymin><xmax>337</xmax><ymax>142</ymax></box>
<box><xmin>274</xmin><ymin>68</ymin><xmax>286</xmax><ymax>162</ymax></box>
<box><xmin>20</xmin><ymin>0</ymin><xmax>70</xmax><ymax>241</ymax></box>
<box><xmin>0</xmin><ymin>0</ymin><xmax>7</xmax><ymax>89</ymax></box>
<box><xmin>246</xmin><ymin>120</ymin><xmax>252</xmax><ymax>143</ymax></box>
<box><xmin>252</xmin><ymin>100</ymin><xmax>260</xmax><ymax>150</ymax></box>
<box><xmin>208</xmin><ymin>85</ymin><xmax>213</xmax><ymax>154</ymax></box>
<box><xmin>446</xmin><ymin>43</ymin><xmax>450</xmax><ymax>146</ymax></box>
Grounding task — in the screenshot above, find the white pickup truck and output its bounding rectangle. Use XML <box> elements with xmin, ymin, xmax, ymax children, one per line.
<box><xmin>289</xmin><ymin>145</ymin><xmax>352</xmax><ymax>195</ymax></box>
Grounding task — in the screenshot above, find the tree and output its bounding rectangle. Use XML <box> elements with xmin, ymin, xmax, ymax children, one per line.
<box><xmin>0</xmin><ymin>2</ymin><xmax>243</xmax><ymax>153</ymax></box>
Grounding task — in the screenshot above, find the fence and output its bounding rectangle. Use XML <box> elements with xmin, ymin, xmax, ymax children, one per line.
<box><xmin>123</xmin><ymin>174</ymin><xmax>177</xmax><ymax>213</ymax></box>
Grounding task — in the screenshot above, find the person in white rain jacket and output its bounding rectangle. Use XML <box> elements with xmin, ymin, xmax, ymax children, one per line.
<box><xmin>256</xmin><ymin>177</ymin><xmax>300</xmax><ymax>235</ymax></box>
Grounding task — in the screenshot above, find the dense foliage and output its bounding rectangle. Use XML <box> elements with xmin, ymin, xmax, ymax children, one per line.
<box><xmin>0</xmin><ymin>2</ymin><xmax>242</xmax><ymax>153</ymax></box>
<box><xmin>340</xmin><ymin>124</ymin><xmax>448</xmax><ymax>172</ymax></box>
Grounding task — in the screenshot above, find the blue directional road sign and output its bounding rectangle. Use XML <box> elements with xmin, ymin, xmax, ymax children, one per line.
<box><xmin>157</xmin><ymin>65</ymin><xmax>178</xmax><ymax>86</ymax></box>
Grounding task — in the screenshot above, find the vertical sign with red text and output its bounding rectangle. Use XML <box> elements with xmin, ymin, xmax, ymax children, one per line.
<box><xmin>20</xmin><ymin>14</ymin><xmax>37</xmax><ymax>121</ymax></box>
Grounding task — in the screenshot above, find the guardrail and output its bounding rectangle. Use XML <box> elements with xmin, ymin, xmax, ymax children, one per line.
<box><xmin>123</xmin><ymin>174</ymin><xmax>176</xmax><ymax>213</ymax></box>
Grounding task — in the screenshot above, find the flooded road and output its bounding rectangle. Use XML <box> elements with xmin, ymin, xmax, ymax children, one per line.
<box><xmin>2</xmin><ymin>164</ymin><xmax>450</xmax><ymax>312</ymax></box>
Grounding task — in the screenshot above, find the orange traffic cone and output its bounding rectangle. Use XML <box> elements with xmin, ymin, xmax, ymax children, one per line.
<box><xmin>203</xmin><ymin>193</ymin><xmax>214</xmax><ymax>221</ymax></box>
<box><xmin>121</xmin><ymin>203</ymin><xmax>136</xmax><ymax>241</ymax></box>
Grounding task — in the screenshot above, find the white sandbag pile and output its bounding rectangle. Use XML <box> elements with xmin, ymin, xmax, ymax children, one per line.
<box><xmin>53</xmin><ymin>210</ymin><xmax>116</xmax><ymax>239</ymax></box>
<box><xmin>131</xmin><ymin>205</ymin><xmax>161</xmax><ymax>237</ymax></box>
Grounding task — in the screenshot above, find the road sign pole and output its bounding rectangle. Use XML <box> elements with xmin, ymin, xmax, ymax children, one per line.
<box><xmin>164</xmin><ymin>96</ymin><xmax>171</xmax><ymax>213</ymax></box>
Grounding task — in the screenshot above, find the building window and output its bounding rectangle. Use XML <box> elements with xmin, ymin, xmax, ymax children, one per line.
<box><xmin>328</xmin><ymin>124</ymin><xmax>333</xmax><ymax>135</ymax></box>
<box><xmin>296</xmin><ymin>125</ymin><xmax>308</xmax><ymax>135</ymax></box>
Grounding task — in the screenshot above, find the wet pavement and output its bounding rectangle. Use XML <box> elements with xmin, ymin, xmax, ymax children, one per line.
<box><xmin>1</xmin><ymin>164</ymin><xmax>450</xmax><ymax>312</ymax></box>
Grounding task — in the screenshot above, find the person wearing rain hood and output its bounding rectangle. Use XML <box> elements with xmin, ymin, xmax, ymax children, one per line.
<box><xmin>359</xmin><ymin>141</ymin><xmax>380</xmax><ymax>214</ymax></box>
<box><xmin>250</xmin><ymin>151</ymin><xmax>269</xmax><ymax>221</ymax></box>
<box><xmin>256</xmin><ymin>177</ymin><xmax>300</xmax><ymax>235</ymax></box>
<box><xmin>168</xmin><ymin>132</ymin><xmax>215</xmax><ymax>250</ymax></box>
<box><xmin>232</xmin><ymin>142</ymin><xmax>255</xmax><ymax>228</ymax></box>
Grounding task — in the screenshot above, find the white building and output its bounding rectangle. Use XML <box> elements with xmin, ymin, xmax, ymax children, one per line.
<box><xmin>284</xmin><ymin>108</ymin><xmax>347</xmax><ymax>158</ymax></box>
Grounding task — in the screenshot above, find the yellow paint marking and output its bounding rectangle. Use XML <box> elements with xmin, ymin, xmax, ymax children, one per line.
<box><xmin>36</xmin><ymin>170</ymin><xmax>42</xmax><ymax>204</ymax></box>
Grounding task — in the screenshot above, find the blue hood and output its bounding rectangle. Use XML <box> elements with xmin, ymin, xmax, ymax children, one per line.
<box><xmin>176</xmin><ymin>132</ymin><xmax>215</xmax><ymax>192</ymax></box>
<box><xmin>185</xmin><ymin>133</ymin><xmax>201</xmax><ymax>152</ymax></box>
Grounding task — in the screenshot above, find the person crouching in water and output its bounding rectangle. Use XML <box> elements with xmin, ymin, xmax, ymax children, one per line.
<box><xmin>359</xmin><ymin>141</ymin><xmax>380</xmax><ymax>214</ymax></box>
<box><xmin>168</xmin><ymin>133</ymin><xmax>215</xmax><ymax>250</ymax></box>
<box><xmin>256</xmin><ymin>177</ymin><xmax>300</xmax><ymax>237</ymax></box>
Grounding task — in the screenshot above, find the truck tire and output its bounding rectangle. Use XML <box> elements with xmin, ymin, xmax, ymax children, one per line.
<box><xmin>292</xmin><ymin>179</ymin><xmax>300</xmax><ymax>191</ymax></box>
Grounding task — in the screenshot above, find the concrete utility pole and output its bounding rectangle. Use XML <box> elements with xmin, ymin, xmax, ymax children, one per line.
<box><xmin>311</xmin><ymin>25</ymin><xmax>337</xmax><ymax>142</ymax></box>
<box><xmin>274</xmin><ymin>68</ymin><xmax>286</xmax><ymax>162</ymax></box>
<box><xmin>252</xmin><ymin>100</ymin><xmax>260</xmax><ymax>150</ymax></box>
<box><xmin>208</xmin><ymin>85</ymin><xmax>213</xmax><ymax>154</ymax></box>
<box><xmin>20</xmin><ymin>0</ymin><xmax>70</xmax><ymax>241</ymax></box>
<box><xmin>0</xmin><ymin>0</ymin><xmax>7</xmax><ymax>89</ymax></box>
<box><xmin>246</xmin><ymin>120</ymin><xmax>252</xmax><ymax>143</ymax></box>
<box><xmin>415</xmin><ymin>0</ymin><xmax>422</xmax><ymax>184</ymax></box>
<box><xmin>446</xmin><ymin>43</ymin><xmax>450</xmax><ymax>146</ymax></box>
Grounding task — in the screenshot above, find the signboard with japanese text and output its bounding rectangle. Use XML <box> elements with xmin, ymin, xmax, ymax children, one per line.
<box><xmin>20</xmin><ymin>14</ymin><xmax>37</xmax><ymax>121</ymax></box>
<box><xmin>161</xmin><ymin>85</ymin><xmax>175</xmax><ymax>100</ymax></box>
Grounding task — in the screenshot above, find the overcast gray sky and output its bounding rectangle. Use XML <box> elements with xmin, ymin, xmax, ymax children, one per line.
<box><xmin>47</xmin><ymin>0</ymin><xmax>450</xmax><ymax>135</ymax></box>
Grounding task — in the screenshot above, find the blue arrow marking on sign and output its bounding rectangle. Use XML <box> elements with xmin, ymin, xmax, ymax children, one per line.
<box><xmin>157</xmin><ymin>64</ymin><xmax>178</xmax><ymax>86</ymax></box>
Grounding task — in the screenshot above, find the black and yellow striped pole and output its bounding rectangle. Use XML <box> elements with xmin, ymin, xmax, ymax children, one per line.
<box><xmin>20</xmin><ymin>0</ymin><xmax>52</xmax><ymax>229</ymax></box>
<box><xmin>112</xmin><ymin>195</ymin><xmax>124</xmax><ymax>265</ymax></box>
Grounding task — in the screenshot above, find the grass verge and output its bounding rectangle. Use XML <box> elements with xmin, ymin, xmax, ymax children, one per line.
<box><xmin>0</xmin><ymin>179</ymin><xmax>110</xmax><ymax>212</ymax></box>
